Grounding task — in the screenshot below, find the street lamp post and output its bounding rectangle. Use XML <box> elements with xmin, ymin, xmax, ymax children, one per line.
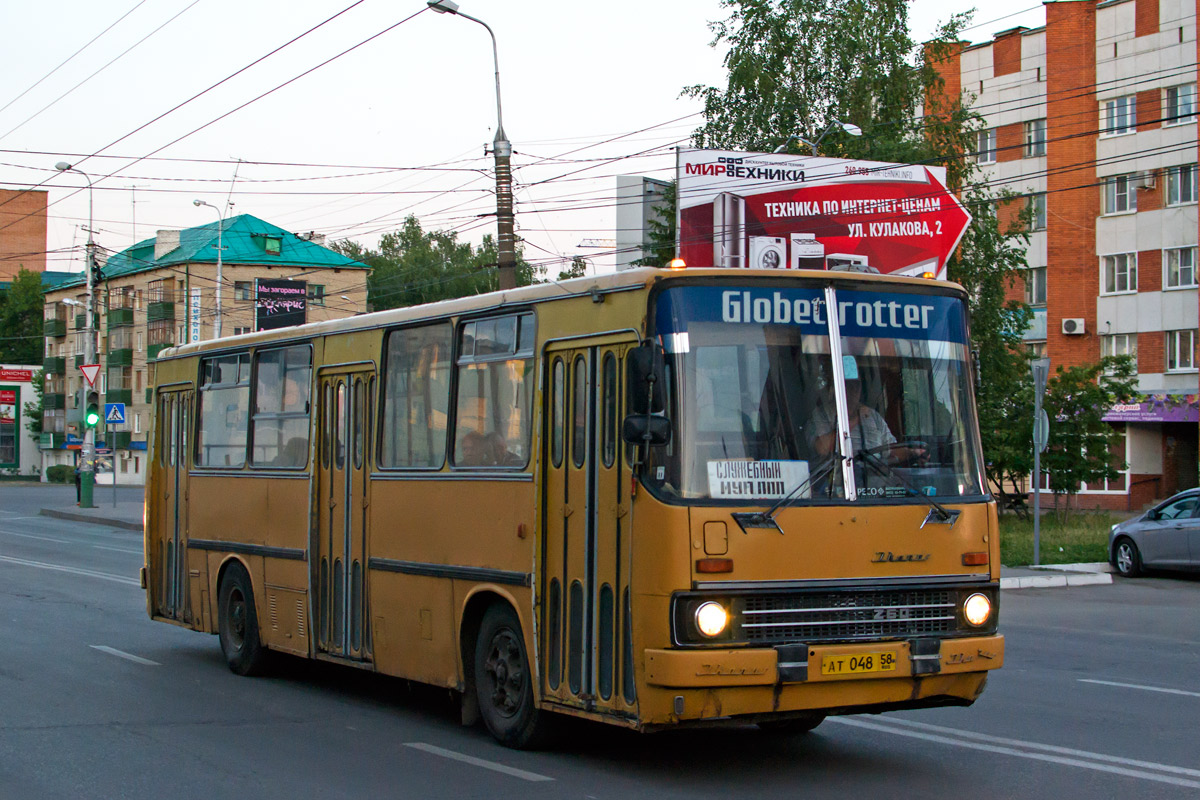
<box><xmin>427</xmin><ymin>0</ymin><xmax>517</xmax><ymax>291</ymax></box>
<box><xmin>55</xmin><ymin>161</ymin><xmax>97</xmax><ymax>508</ymax></box>
<box><xmin>773</xmin><ymin>119</ymin><xmax>863</xmax><ymax>156</ymax></box>
<box><xmin>193</xmin><ymin>200</ymin><xmax>226</xmax><ymax>339</ymax></box>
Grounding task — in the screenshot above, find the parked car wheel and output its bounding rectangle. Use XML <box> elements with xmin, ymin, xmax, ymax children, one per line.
<box><xmin>1113</xmin><ymin>537</ymin><xmax>1142</xmax><ymax>578</ymax></box>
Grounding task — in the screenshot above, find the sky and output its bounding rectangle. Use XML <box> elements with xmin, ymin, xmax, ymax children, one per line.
<box><xmin>0</xmin><ymin>0</ymin><xmax>1049</xmax><ymax>280</ymax></box>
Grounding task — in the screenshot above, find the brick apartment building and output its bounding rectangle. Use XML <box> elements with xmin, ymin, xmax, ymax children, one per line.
<box><xmin>930</xmin><ymin>0</ymin><xmax>1198</xmax><ymax>509</ymax></box>
<box><xmin>41</xmin><ymin>214</ymin><xmax>368</xmax><ymax>484</ymax></box>
<box><xmin>0</xmin><ymin>188</ymin><xmax>48</xmax><ymax>280</ymax></box>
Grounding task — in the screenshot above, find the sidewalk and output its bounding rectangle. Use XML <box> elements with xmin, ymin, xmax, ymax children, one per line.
<box><xmin>999</xmin><ymin>562</ymin><xmax>1113</xmax><ymax>589</ymax></box>
<box><xmin>40</xmin><ymin>500</ymin><xmax>144</xmax><ymax>532</ymax></box>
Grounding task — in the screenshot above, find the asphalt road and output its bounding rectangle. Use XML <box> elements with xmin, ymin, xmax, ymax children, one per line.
<box><xmin>1</xmin><ymin>498</ymin><xmax>1198</xmax><ymax>800</ymax></box>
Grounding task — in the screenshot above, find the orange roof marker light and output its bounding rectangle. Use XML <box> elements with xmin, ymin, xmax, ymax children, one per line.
<box><xmin>667</xmin><ymin>258</ymin><xmax>687</xmax><ymax>269</ymax></box>
<box><xmin>921</xmin><ymin>271</ymin><xmax>936</xmax><ymax>280</ymax></box>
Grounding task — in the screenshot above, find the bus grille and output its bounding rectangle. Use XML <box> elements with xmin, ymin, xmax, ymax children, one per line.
<box><xmin>740</xmin><ymin>589</ymin><xmax>958</xmax><ymax>644</ymax></box>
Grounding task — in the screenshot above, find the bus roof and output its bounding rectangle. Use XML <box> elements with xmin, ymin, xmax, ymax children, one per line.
<box><xmin>157</xmin><ymin>267</ymin><xmax>966</xmax><ymax>361</ymax></box>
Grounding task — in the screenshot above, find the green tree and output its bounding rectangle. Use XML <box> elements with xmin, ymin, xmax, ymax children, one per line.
<box><xmin>0</xmin><ymin>268</ymin><xmax>45</xmax><ymax>365</ymax></box>
<box><xmin>1041</xmin><ymin>357</ymin><xmax>1138</xmax><ymax>516</ymax></box>
<box><xmin>556</xmin><ymin>257</ymin><xmax>588</xmax><ymax>281</ymax></box>
<box><xmin>332</xmin><ymin>216</ymin><xmax>541</xmax><ymax>312</ymax></box>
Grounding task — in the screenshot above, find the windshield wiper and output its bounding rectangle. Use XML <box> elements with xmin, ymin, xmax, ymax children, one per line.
<box><xmin>853</xmin><ymin>446</ymin><xmax>960</xmax><ymax>527</ymax></box>
<box><xmin>731</xmin><ymin>449</ymin><xmax>842</xmax><ymax>535</ymax></box>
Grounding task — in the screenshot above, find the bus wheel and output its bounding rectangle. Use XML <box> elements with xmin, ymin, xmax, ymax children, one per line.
<box><xmin>218</xmin><ymin>564</ymin><xmax>270</xmax><ymax>676</ymax></box>
<box><xmin>757</xmin><ymin>713</ymin><xmax>826</xmax><ymax>734</ymax></box>
<box><xmin>474</xmin><ymin>605</ymin><xmax>548</xmax><ymax>749</ymax></box>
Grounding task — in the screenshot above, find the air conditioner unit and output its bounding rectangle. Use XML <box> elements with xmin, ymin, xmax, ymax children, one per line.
<box><xmin>1061</xmin><ymin>318</ymin><xmax>1086</xmax><ymax>335</ymax></box>
<box><xmin>1133</xmin><ymin>172</ymin><xmax>1156</xmax><ymax>190</ymax></box>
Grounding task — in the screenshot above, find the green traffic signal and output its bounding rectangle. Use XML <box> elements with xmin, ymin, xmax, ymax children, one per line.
<box><xmin>85</xmin><ymin>391</ymin><xmax>100</xmax><ymax>428</ymax></box>
<box><xmin>85</xmin><ymin>407</ymin><xmax>101</xmax><ymax>427</ymax></box>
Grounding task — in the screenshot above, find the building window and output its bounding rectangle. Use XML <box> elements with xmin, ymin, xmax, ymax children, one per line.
<box><xmin>1025</xmin><ymin>266</ymin><xmax>1047</xmax><ymax>305</ymax></box>
<box><xmin>1103</xmin><ymin>175</ymin><xmax>1137</xmax><ymax>214</ymax></box>
<box><xmin>1101</xmin><ymin>334</ymin><xmax>1137</xmax><ymax>372</ymax></box>
<box><xmin>307</xmin><ymin>284</ymin><xmax>325</xmax><ymax>306</ymax></box>
<box><xmin>975</xmin><ymin>128</ymin><xmax>996</xmax><ymax>164</ymax></box>
<box><xmin>135</xmin><ymin>413</ymin><xmax>141</xmax><ymax>434</ymax></box>
<box><xmin>1164</xmin><ymin>246</ymin><xmax>1197</xmax><ymax>289</ymax></box>
<box><xmin>1101</xmin><ymin>253</ymin><xmax>1137</xmax><ymax>294</ymax></box>
<box><xmin>1166</xmin><ymin>164</ymin><xmax>1198</xmax><ymax>206</ymax></box>
<box><xmin>1164</xmin><ymin>83</ymin><xmax>1197</xmax><ymax>125</ymax></box>
<box><xmin>1102</xmin><ymin>95</ymin><xmax>1136</xmax><ymax>136</ymax></box>
<box><xmin>233</xmin><ymin>327</ymin><xmax>250</xmax><ymax>336</ymax></box>
<box><xmin>1026</xmin><ymin>341</ymin><xmax>1047</xmax><ymax>359</ymax></box>
<box><xmin>1024</xmin><ymin>118</ymin><xmax>1046</xmax><ymax>157</ymax></box>
<box><xmin>1027</xmin><ymin>193</ymin><xmax>1046</xmax><ymax>231</ymax></box>
<box><xmin>234</xmin><ymin>281</ymin><xmax>254</xmax><ymax>301</ymax></box>
<box><xmin>1167</xmin><ymin>330</ymin><xmax>1196</xmax><ymax>372</ymax></box>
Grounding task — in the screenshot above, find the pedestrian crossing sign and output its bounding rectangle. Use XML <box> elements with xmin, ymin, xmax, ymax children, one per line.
<box><xmin>104</xmin><ymin>403</ymin><xmax>126</xmax><ymax>424</ymax></box>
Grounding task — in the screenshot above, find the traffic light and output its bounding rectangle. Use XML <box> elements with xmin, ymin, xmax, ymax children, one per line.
<box><xmin>84</xmin><ymin>391</ymin><xmax>100</xmax><ymax>428</ymax></box>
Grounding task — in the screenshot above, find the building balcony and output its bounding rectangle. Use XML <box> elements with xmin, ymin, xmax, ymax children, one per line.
<box><xmin>147</xmin><ymin>301</ymin><xmax>175</xmax><ymax>322</ymax></box>
<box><xmin>106</xmin><ymin>389</ymin><xmax>133</xmax><ymax>406</ymax></box>
<box><xmin>39</xmin><ymin>432</ymin><xmax>64</xmax><ymax>450</ymax></box>
<box><xmin>107</xmin><ymin>348</ymin><xmax>134</xmax><ymax>367</ymax></box>
<box><xmin>44</xmin><ymin>392</ymin><xmax>66</xmax><ymax>410</ymax></box>
<box><xmin>107</xmin><ymin>308</ymin><xmax>134</xmax><ymax>328</ymax></box>
<box><xmin>110</xmin><ymin>431</ymin><xmax>133</xmax><ymax>450</ymax></box>
<box><xmin>44</xmin><ymin>318</ymin><xmax>66</xmax><ymax>337</ymax></box>
<box><xmin>147</xmin><ymin>342</ymin><xmax>173</xmax><ymax>361</ymax></box>
<box><xmin>74</xmin><ymin>354</ymin><xmax>85</xmax><ymax>368</ymax></box>
<box><xmin>43</xmin><ymin>356</ymin><xmax>65</xmax><ymax>374</ymax></box>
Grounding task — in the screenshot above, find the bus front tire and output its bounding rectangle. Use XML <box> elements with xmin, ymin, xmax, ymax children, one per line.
<box><xmin>757</xmin><ymin>712</ymin><xmax>826</xmax><ymax>734</ymax></box>
<box><xmin>474</xmin><ymin>604</ymin><xmax>549</xmax><ymax>749</ymax></box>
<box><xmin>218</xmin><ymin>563</ymin><xmax>270</xmax><ymax>676</ymax></box>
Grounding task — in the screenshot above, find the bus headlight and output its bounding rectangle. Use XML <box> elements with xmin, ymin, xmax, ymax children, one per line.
<box><xmin>963</xmin><ymin>593</ymin><xmax>992</xmax><ymax>627</ymax></box>
<box><xmin>694</xmin><ymin>601</ymin><xmax>729</xmax><ymax>637</ymax></box>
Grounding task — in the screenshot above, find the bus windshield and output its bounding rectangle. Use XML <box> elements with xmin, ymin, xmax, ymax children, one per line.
<box><xmin>648</xmin><ymin>284</ymin><xmax>985</xmax><ymax>505</ymax></box>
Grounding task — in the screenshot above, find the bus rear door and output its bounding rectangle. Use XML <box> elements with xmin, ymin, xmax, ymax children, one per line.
<box><xmin>315</xmin><ymin>368</ymin><xmax>376</xmax><ymax>661</ymax></box>
<box><xmin>154</xmin><ymin>388</ymin><xmax>191</xmax><ymax>622</ymax></box>
<box><xmin>542</xmin><ymin>338</ymin><xmax>637</xmax><ymax>716</ymax></box>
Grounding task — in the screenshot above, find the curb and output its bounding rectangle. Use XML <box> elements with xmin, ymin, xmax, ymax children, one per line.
<box><xmin>1000</xmin><ymin>572</ymin><xmax>1113</xmax><ymax>590</ymax></box>
<box><xmin>39</xmin><ymin>508</ymin><xmax>142</xmax><ymax>532</ymax></box>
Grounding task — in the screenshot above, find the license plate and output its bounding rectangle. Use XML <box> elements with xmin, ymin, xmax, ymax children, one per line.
<box><xmin>821</xmin><ymin>651</ymin><xmax>897</xmax><ymax>676</ymax></box>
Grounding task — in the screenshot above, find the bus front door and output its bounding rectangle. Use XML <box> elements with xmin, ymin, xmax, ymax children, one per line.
<box><xmin>542</xmin><ymin>339</ymin><xmax>637</xmax><ymax>716</ymax></box>
<box><xmin>315</xmin><ymin>370</ymin><xmax>375</xmax><ymax>661</ymax></box>
<box><xmin>155</xmin><ymin>389</ymin><xmax>191</xmax><ymax>622</ymax></box>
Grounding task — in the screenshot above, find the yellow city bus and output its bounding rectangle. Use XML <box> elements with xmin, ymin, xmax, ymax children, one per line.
<box><xmin>144</xmin><ymin>266</ymin><xmax>1003</xmax><ymax>748</ymax></box>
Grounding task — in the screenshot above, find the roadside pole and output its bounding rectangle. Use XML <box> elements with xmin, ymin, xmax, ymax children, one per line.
<box><xmin>1032</xmin><ymin>358</ymin><xmax>1051</xmax><ymax>566</ymax></box>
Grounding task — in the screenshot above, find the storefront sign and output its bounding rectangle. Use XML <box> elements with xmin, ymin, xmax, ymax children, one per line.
<box><xmin>0</xmin><ymin>368</ymin><xmax>33</xmax><ymax>382</ymax></box>
<box><xmin>1103</xmin><ymin>394</ymin><xmax>1198</xmax><ymax>423</ymax></box>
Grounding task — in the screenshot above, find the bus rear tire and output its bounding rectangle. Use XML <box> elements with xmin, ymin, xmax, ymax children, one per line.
<box><xmin>218</xmin><ymin>563</ymin><xmax>270</xmax><ymax>677</ymax></box>
<box><xmin>474</xmin><ymin>604</ymin><xmax>549</xmax><ymax>749</ymax></box>
<box><xmin>756</xmin><ymin>712</ymin><xmax>826</xmax><ymax>734</ymax></box>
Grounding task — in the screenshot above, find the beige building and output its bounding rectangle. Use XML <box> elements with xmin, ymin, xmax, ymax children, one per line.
<box><xmin>41</xmin><ymin>214</ymin><xmax>368</xmax><ymax>484</ymax></box>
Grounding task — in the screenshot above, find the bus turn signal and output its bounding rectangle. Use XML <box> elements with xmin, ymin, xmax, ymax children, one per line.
<box><xmin>696</xmin><ymin>558</ymin><xmax>733</xmax><ymax>573</ymax></box>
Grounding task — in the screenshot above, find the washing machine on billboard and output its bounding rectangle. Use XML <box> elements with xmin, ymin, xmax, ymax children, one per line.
<box><xmin>748</xmin><ymin>236</ymin><xmax>787</xmax><ymax>269</ymax></box>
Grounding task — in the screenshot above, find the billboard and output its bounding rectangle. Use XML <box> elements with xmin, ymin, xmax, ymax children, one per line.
<box><xmin>676</xmin><ymin>148</ymin><xmax>971</xmax><ymax>279</ymax></box>
<box><xmin>255</xmin><ymin>279</ymin><xmax>307</xmax><ymax>332</ymax></box>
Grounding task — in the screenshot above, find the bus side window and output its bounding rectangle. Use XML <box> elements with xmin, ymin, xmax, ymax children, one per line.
<box><xmin>381</xmin><ymin>324</ymin><xmax>452</xmax><ymax>469</ymax></box>
<box><xmin>195</xmin><ymin>352</ymin><xmax>250</xmax><ymax>468</ymax></box>
<box><xmin>250</xmin><ymin>344</ymin><xmax>312</xmax><ymax>468</ymax></box>
<box><xmin>551</xmin><ymin>358</ymin><xmax>565</xmax><ymax>468</ymax></box>
<box><xmin>602</xmin><ymin>353</ymin><xmax>617</xmax><ymax>468</ymax></box>
<box><xmin>453</xmin><ymin>313</ymin><xmax>535</xmax><ymax>469</ymax></box>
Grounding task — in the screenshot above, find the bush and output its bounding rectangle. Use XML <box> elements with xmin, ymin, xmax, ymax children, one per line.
<box><xmin>46</xmin><ymin>464</ymin><xmax>74</xmax><ymax>484</ymax></box>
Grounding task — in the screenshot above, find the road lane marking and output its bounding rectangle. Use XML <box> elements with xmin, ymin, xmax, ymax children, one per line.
<box><xmin>1078</xmin><ymin>678</ymin><xmax>1200</xmax><ymax>699</ymax></box>
<box><xmin>830</xmin><ymin>718</ymin><xmax>1200</xmax><ymax>789</ymax></box>
<box><xmin>93</xmin><ymin>544</ymin><xmax>143</xmax><ymax>554</ymax></box>
<box><xmin>871</xmin><ymin>717</ymin><xmax>1200</xmax><ymax>778</ymax></box>
<box><xmin>404</xmin><ymin>743</ymin><xmax>554</xmax><ymax>782</ymax></box>
<box><xmin>0</xmin><ymin>554</ymin><xmax>140</xmax><ymax>586</ymax></box>
<box><xmin>0</xmin><ymin>529</ymin><xmax>71</xmax><ymax>544</ymax></box>
<box><xmin>90</xmin><ymin>645</ymin><xmax>160</xmax><ymax>666</ymax></box>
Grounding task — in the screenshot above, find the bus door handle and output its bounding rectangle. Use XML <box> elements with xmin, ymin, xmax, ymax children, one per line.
<box><xmin>561</xmin><ymin>504</ymin><xmax>574</xmax><ymax>518</ymax></box>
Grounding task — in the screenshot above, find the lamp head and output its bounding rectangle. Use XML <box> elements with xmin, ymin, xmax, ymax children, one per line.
<box><xmin>427</xmin><ymin>0</ymin><xmax>459</xmax><ymax>13</ymax></box>
<box><xmin>55</xmin><ymin>161</ymin><xmax>72</xmax><ymax>172</ymax></box>
<box><xmin>836</xmin><ymin>120</ymin><xmax>863</xmax><ymax>136</ymax></box>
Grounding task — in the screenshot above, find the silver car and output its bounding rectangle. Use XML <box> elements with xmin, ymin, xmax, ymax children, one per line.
<box><xmin>1109</xmin><ymin>489</ymin><xmax>1200</xmax><ymax>577</ymax></box>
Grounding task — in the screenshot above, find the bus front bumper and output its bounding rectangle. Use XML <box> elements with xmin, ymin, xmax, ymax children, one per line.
<box><xmin>646</xmin><ymin>635</ymin><xmax>1003</xmax><ymax>688</ymax></box>
<box><xmin>640</xmin><ymin>635</ymin><xmax>1002</xmax><ymax>725</ymax></box>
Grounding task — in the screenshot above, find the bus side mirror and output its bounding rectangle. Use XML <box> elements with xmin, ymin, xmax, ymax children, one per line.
<box><xmin>621</xmin><ymin>414</ymin><xmax>671</xmax><ymax>447</ymax></box>
<box><xmin>626</xmin><ymin>343</ymin><xmax>666</xmax><ymax>415</ymax></box>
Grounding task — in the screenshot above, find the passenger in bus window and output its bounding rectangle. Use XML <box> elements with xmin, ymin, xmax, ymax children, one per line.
<box><xmin>459</xmin><ymin>430</ymin><xmax>490</xmax><ymax>466</ymax></box>
<box><xmin>809</xmin><ymin>378</ymin><xmax>926</xmax><ymax>464</ymax></box>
